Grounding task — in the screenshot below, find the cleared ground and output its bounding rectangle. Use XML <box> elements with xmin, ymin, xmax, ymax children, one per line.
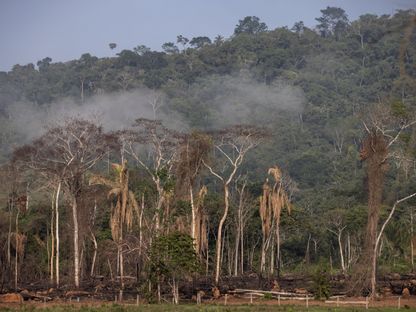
<box><xmin>2</xmin><ymin>296</ymin><xmax>416</xmax><ymax>311</ymax></box>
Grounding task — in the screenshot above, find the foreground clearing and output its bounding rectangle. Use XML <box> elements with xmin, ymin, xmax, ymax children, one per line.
<box><xmin>2</xmin><ymin>299</ymin><xmax>416</xmax><ymax>312</ymax></box>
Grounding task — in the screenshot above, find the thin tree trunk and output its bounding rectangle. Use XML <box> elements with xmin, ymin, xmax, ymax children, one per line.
<box><xmin>260</xmin><ymin>239</ymin><xmax>266</xmax><ymax>273</ymax></box>
<box><xmin>7</xmin><ymin>197</ymin><xmax>12</xmax><ymax>267</ymax></box>
<box><xmin>234</xmin><ymin>225</ymin><xmax>240</xmax><ymax>276</ymax></box>
<box><xmin>276</xmin><ymin>223</ymin><xmax>281</xmax><ymax>276</ymax></box>
<box><xmin>215</xmin><ymin>184</ymin><xmax>230</xmax><ymax>284</ymax></box>
<box><xmin>46</xmin><ymin>227</ymin><xmax>50</xmax><ymax>281</ymax></box>
<box><xmin>90</xmin><ymin>234</ymin><xmax>97</xmax><ymax>277</ymax></box>
<box><xmin>338</xmin><ymin>231</ymin><xmax>346</xmax><ymax>272</ymax></box>
<box><xmin>220</xmin><ymin>228</ymin><xmax>226</xmax><ymax>278</ymax></box>
<box><xmin>137</xmin><ymin>194</ymin><xmax>144</xmax><ymax>282</ymax></box>
<box><xmin>347</xmin><ymin>233</ymin><xmax>351</xmax><ymax>269</ymax></box>
<box><xmin>107</xmin><ymin>258</ymin><xmax>113</xmax><ymax>281</ymax></box>
<box><xmin>14</xmin><ymin>210</ymin><xmax>19</xmax><ymax>290</ymax></box>
<box><xmin>227</xmin><ymin>234</ymin><xmax>232</xmax><ymax>276</ymax></box>
<box><xmin>240</xmin><ymin>222</ymin><xmax>244</xmax><ymax>274</ymax></box>
<box><xmin>411</xmin><ymin>209</ymin><xmax>414</xmax><ymax>270</ymax></box>
<box><xmin>206</xmin><ymin>224</ymin><xmax>209</xmax><ymax>276</ymax></box>
<box><xmin>157</xmin><ymin>280</ymin><xmax>161</xmax><ymax>304</ymax></box>
<box><xmin>55</xmin><ymin>182</ymin><xmax>61</xmax><ymax>287</ymax></box>
<box><xmin>190</xmin><ymin>185</ymin><xmax>196</xmax><ymax>245</ymax></box>
<box><xmin>90</xmin><ymin>200</ymin><xmax>97</xmax><ymax>277</ymax></box>
<box><xmin>72</xmin><ymin>196</ymin><xmax>80</xmax><ymax>288</ymax></box>
<box><xmin>119</xmin><ymin>241</ymin><xmax>124</xmax><ymax>290</ymax></box>
<box><xmin>371</xmin><ymin>192</ymin><xmax>416</xmax><ymax>298</ymax></box>
<box><xmin>79</xmin><ymin>241</ymin><xmax>85</xmax><ymax>280</ymax></box>
<box><xmin>50</xmin><ymin>194</ymin><xmax>55</xmax><ymax>283</ymax></box>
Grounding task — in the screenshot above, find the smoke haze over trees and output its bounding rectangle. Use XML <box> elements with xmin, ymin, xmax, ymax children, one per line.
<box><xmin>0</xmin><ymin>6</ymin><xmax>415</xmax><ymax>300</ymax></box>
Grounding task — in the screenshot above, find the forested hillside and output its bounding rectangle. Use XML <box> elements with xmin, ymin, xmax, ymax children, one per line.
<box><xmin>0</xmin><ymin>7</ymin><xmax>416</xmax><ymax>298</ymax></box>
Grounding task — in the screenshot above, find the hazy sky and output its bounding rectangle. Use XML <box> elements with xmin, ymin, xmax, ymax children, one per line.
<box><xmin>0</xmin><ymin>0</ymin><xmax>414</xmax><ymax>71</ymax></box>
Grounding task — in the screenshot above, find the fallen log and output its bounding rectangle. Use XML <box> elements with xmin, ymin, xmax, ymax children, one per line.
<box><xmin>20</xmin><ymin>290</ymin><xmax>51</xmax><ymax>301</ymax></box>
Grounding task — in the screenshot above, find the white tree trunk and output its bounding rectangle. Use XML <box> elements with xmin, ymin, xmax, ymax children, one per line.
<box><xmin>55</xmin><ymin>182</ymin><xmax>61</xmax><ymax>287</ymax></box>
<box><xmin>215</xmin><ymin>184</ymin><xmax>230</xmax><ymax>284</ymax></box>
<box><xmin>338</xmin><ymin>231</ymin><xmax>345</xmax><ymax>272</ymax></box>
<box><xmin>72</xmin><ymin>196</ymin><xmax>80</xmax><ymax>288</ymax></box>
<box><xmin>50</xmin><ymin>195</ymin><xmax>55</xmax><ymax>282</ymax></box>
<box><xmin>190</xmin><ymin>186</ymin><xmax>196</xmax><ymax>243</ymax></box>
<box><xmin>371</xmin><ymin>192</ymin><xmax>416</xmax><ymax>298</ymax></box>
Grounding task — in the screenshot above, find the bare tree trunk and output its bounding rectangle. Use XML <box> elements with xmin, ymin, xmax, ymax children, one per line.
<box><xmin>50</xmin><ymin>195</ymin><xmax>55</xmax><ymax>283</ymax></box>
<box><xmin>220</xmin><ymin>228</ymin><xmax>226</xmax><ymax>278</ymax></box>
<box><xmin>55</xmin><ymin>182</ymin><xmax>61</xmax><ymax>287</ymax></box>
<box><xmin>190</xmin><ymin>186</ymin><xmax>196</xmax><ymax>244</ymax></box>
<box><xmin>234</xmin><ymin>224</ymin><xmax>240</xmax><ymax>276</ymax></box>
<box><xmin>227</xmin><ymin>235</ymin><xmax>232</xmax><ymax>276</ymax></box>
<box><xmin>338</xmin><ymin>231</ymin><xmax>346</xmax><ymax>272</ymax></box>
<box><xmin>215</xmin><ymin>184</ymin><xmax>230</xmax><ymax>284</ymax></box>
<box><xmin>90</xmin><ymin>234</ymin><xmax>97</xmax><ymax>277</ymax></box>
<box><xmin>154</xmin><ymin>184</ymin><xmax>164</xmax><ymax>235</ymax></box>
<box><xmin>90</xmin><ymin>200</ymin><xmax>97</xmax><ymax>277</ymax></box>
<box><xmin>137</xmin><ymin>194</ymin><xmax>144</xmax><ymax>282</ymax></box>
<box><xmin>157</xmin><ymin>280</ymin><xmax>161</xmax><ymax>304</ymax></box>
<box><xmin>107</xmin><ymin>258</ymin><xmax>113</xmax><ymax>281</ymax></box>
<box><xmin>14</xmin><ymin>210</ymin><xmax>19</xmax><ymax>290</ymax></box>
<box><xmin>371</xmin><ymin>192</ymin><xmax>416</xmax><ymax>298</ymax></box>
<box><xmin>240</xmin><ymin>222</ymin><xmax>244</xmax><ymax>274</ymax></box>
<box><xmin>79</xmin><ymin>242</ymin><xmax>85</xmax><ymax>280</ymax></box>
<box><xmin>46</xmin><ymin>227</ymin><xmax>50</xmax><ymax>281</ymax></box>
<box><xmin>276</xmin><ymin>223</ymin><xmax>281</xmax><ymax>276</ymax></box>
<box><xmin>411</xmin><ymin>209</ymin><xmax>414</xmax><ymax>270</ymax></box>
<box><xmin>7</xmin><ymin>198</ymin><xmax>12</xmax><ymax>267</ymax></box>
<box><xmin>206</xmin><ymin>223</ymin><xmax>209</xmax><ymax>276</ymax></box>
<box><xmin>72</xmin><ymin>196</ymin><xmax>80</xmax><ymax>288</ymax></box>
<box><xmin>119</xmin><ymin>240</ymin><xmax>124</xmax><ymax>290</ymax></box>
<box><xmin>260</xmin><ymin>239</ymin><xmax>266</xmax><ymax>273</ymax></box>
<box><xmin>361</xmin><ymin>133</ymin><xmax>387</xmax><ymax>294</ymax></box>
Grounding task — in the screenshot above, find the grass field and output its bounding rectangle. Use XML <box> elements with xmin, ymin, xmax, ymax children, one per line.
<box><xmin>1</xmin><ymin>304</ymin><xmax>416</xmax><ymax>312</ymax></box>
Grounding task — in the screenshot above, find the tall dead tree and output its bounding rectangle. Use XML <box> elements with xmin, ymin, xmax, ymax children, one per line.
<box><xmin>203</xmin><ymin>125</ymin><xmax>265</xmax><ymax>284</ymax></box>
<box><xmin>176</xmin><ymin>132</ymin><xmax>211</xmax><ymax>252</ymax></box>
<box><xmin>355</xmin><ymin>103</ymin><xmax>416</xmax><ymax>296</ymax></box>
<box><xmin>327</xmin><ymin>210</ymin><xmax>347</xmax><ymax>273</ymax></box>
<box><xmin>123</xmin><ymin>119</ymin><xmax>183</xmax><ymax>235</ymax></box>
<box><xmin>233</xmin><ymin>176</ymin><xmax>250</xmax><ymax>276</ymax></box>
<box><xmin>13</xmin><ymin>118</ymin><xmax>111</xmax><ymax>288</ymax></box>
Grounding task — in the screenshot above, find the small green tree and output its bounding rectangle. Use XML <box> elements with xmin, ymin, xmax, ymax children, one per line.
<box><xmin>149</xmin><ymin>232</ymin><xmax>199</xmax><ymax>304</ymax></box>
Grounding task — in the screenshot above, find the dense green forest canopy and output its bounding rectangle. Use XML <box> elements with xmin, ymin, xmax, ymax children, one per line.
<box><xmin>1</xmin><ymin>7</ymin><xmax>416</xmax><ymax>295</ymax></box>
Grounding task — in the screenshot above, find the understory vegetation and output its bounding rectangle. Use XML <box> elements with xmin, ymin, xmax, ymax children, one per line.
<box><xmin>0</xmin><ymin>7</ymin><xmax>416</xmax><ymax>300</ymax></box>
